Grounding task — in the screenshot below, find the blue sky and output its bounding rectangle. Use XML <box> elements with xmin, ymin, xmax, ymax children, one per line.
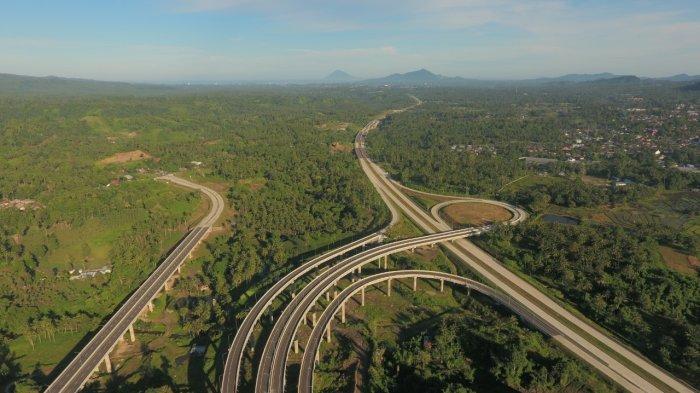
<box><xmin>1</xmin><ymin>0</ymin><xmax>699</xmax><ymax>82</ymax></box>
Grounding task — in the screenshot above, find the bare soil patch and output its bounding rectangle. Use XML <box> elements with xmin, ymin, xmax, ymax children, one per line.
<box><xmin>413</xmin><ymin>246</ymin><xmax>438</xmax><ymax>261</ymax></box>
<box><xmin>330</xmin><ymin>141</ymin><xmax>352</xmax><ymax>153</ymax></box>
<box><xmin>238</xmin><ymin>178</ymin><xmax>266</xmax><ymax>191</ymax></box>
<box><xmin>98</xmin><ymin>150</ymin><xmax>152</xmax><ymax>165</ymax></box>
<box><xmin>317</xmin><ymin>122</ymin><xmax>350</xmax><ymax>131</ymax></box>
<box><xmin>442</xmin><ymin>202</ymin><xmax>512</xmax><ymax>226</ymax></box>
<box><xmin>659</xmin><ymin>246</ymin><xmax>699</xmax><ymax>275</ymax></box>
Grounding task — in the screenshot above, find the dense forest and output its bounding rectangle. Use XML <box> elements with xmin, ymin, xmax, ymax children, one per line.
<box><xmin>480</xmin><ymin>222</ymin><xmax>699</xmax><ymax>385</ymax></box>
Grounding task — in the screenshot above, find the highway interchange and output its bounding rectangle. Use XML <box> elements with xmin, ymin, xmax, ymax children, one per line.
<box><xmin>221</xmin><ymin>96</ymin><xmax>694</xmax><ymax>393</ymax></box>
<box><xmin>46</xmin><ymin>98</ymin><xmax>696</xmax><ymax>393</ymax></box>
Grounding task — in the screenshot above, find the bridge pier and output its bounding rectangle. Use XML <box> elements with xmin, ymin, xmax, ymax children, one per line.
<box><xmin>325</xmin><ymin>291</ymin><xmax>330</xmax><ymax>301</ymax></box>
<box><xmin>176</xmin><ymin>265</ymin><xmax>181</xmax><ymax>274</ymax></box>
<box><xmin>440</xmin><ymin>279</ymin><xmax>444</xmax><ymax>293</ymax></box>
<box><xmin>325</xmin><ymin>323</ymin><xmax>331</xmax><ymax>343</ymax></box>
<box><xmin>413</xmin><ymin>276</ymin><xmax>417</xmax><ymax>291</ymax></box>
<box><xmin>334</xmin><ymin>290</ymin><xmax>338</xmax><ymax>300</ymax></box>
<box><xmin>387</xmin><ymin>278</ymin><xmax>392</xmax><ymax>297</ymax></box>
<box><xmin>340</xmin><ymin>302</ymin><xmax>346</xmax><ymax>323</ymax></box>
<box><xmin>358</xmin><ymin>265</ymin><xmax>362</xmax><ymax>274</ymax></box>
<box><xmin>103</xmin><ymin>354</ymin><xmax>112</xmax><ymax>373</ymax></box>
<box><xmin>361</xmin><ymin>287</ymin><xmax>365</xmax><ymax>306</ymax></box>
<box><xmin>312</xmin><ymin>312</ymin><xmax>317</xmax><ymax>327</ymax></box>
<box><xmin>294</xmin><ymin>340</ymin><xmax>299</xmax><ymax>354</ymax></box>
<box><xmin>377</xmin><ymin>258</ymin><xmax>381</xmax><ymax>268</ymax></box>
<box><xmin>164</xmin><ymin>277</ymin><xmax>174</xmax><ymax>291</ymax></box>
<box><xmin>128</xmin><ymin>324</ymin><xmax>136</xmax><ymax>342</ymax></box>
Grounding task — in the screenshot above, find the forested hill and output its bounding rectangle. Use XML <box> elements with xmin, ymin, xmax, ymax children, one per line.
<box><xmin>0</xmin><ymin>73</ymin><xmax>176</xmax><ymax>96</ymax></box>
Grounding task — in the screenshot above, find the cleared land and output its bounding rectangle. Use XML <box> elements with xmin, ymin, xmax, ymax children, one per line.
<box><xmin>441</xmin><ymin>202</ymin><xmax>512</xmax><ymax>226</ymax></box>
<box><xmin>659</xmin><ymin>245</ymin><xmax>699</xmax><ymax>275</ymax></box>
<box><xmin>98</xmin><ymin>149</ymin><xmax>153</xmax><ymax>165</ymax></box>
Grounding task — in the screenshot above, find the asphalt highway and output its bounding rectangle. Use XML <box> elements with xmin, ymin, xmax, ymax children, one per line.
<box><xmin>44</xmin><ymin>174</ymin><xmax>224</xmax><ymax>393</ymax></box>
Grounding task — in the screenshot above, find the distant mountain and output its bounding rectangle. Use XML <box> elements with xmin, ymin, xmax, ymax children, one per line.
<box><xmin>360</xmin><ymin>68</ymin><xmax>483</xmax><ymax>86</ymax></box>
<box><xmin>324</xmin><ymin>70</ymin><xmax>357</xmax><ymax>83</ymax></box>
<box><xmin>588</xmin><ymin>75</ymin><xmax>641</xmax><ymax>84</ymax></box>
<box><xmin>554</xmin><ymin>73</ymin><xmax>619</xmax><ymax>82</ymax></box>
<box><xmin>0</xmin><ymin>73</ymin><xmax>175</xmax><ymax>95</ymax></box>
<box><xmin>525</xmin><ymin>73</ymin><xmax>621</xmax><ymax>84</ymax></box>
<box><xmin>658</xmin><ymin>74</ymin><xmax>700</xmax><ymax>82</ymax></box>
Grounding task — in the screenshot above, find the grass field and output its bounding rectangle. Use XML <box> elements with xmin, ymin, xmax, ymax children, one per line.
<box><xmin>441</xmin><ymin>202</ymin><xmax>512</xmax><ymax>226</ymax></box>
<box><xmin>4</xmin><ymin>178</ymin><xmax>206</xmax><ymax>391</ymax></box>
<box><xmin>658</xmin><ymin>245</ymin><xmax>699</xmax><ymax>275</ymax></box>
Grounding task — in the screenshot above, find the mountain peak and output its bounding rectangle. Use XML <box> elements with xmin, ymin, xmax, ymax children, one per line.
<box><xmin>324</xmin><ymin>70</ymin><xmax>357</xmax><ymax>82</ymax></box>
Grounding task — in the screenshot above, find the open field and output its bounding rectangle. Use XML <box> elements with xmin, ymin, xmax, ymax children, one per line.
<box><xmin>441</xmin><ymin>202</ymin><xmax>512</xmax><ymax>226</ymax></box>
<box><xmin>659</xmin><ymin>246</ymin><xmax>699</xmax><ymax>275</ymax></box>
<box><xmin>98</xmin><ymin>150</ymin><xmax>153</xmax><ymax>165</ymax></box>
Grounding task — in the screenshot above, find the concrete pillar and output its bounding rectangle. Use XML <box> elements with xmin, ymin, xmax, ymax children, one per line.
<box><xmin>294</xmin><ymin>340</ymin><xmax>299</xmax><ymax>354</ymax></box>
<box><xmin>325</xmin><ymin>323</ymin><xmax>331</xmax><ymax>343</ymax></box>
<box><xmin>176</xmin><ymin>265</ymin><xmax>181</xmax><ymax>274</ymax></box>
<box><xmin>413</xmin><ymin>276</ymin><xmax>417</xmax><ymax>291</ymax></box>
<box><xmin>128</xmin><ymin>324</ymin><xmax>136</xmax><ymax>342</ymax></box>
<box><xmin>384</xmin><ymin>255</ymin><xmax>388</xmax><ymax>269</ymax></box>
<box><xmin>104</xmin><ymin>354</ymin><xmax>112</xmax><ymax>373</ymax></box>
<box><xmin>325</xmin><ymin>292</ymin><xmax>330</xmax><ymax>301</ymax></box>
<box><xmin>147</xmin><ymin>300</ymin><xmax>154</xmax><ymax>312</ymax></box>
<box><xmin>361</xmin><ymin>287</ymin><xmax>365</xmax><ymax>306</ymax></box>
<box><xmin>292</xmin><ymin>292</ymin><xmax>296</xmax><ymax>299</ymax></box>
<box><xmin>377</xmin><ymin>258</ymin><xmax>381</xmax><ymax>268</ymax></box>
<box><xmin>341</xmin><ymin>302</ymin><xmax>346</xmax><ymax>323</ymax></box>
<box><xmin>387</xmin><ymin>279</ymin><xmax>392</xmax><ymax>297</ymax></box>
<box><xmin>334</xmin><ymin>290</ymin><xmax>339</xmax><ymax>300</ymax></box>
<box><xmin>315</xmin><ymin>350</ymin><xmax>319</xmax><ymax>363</ymax></box>
<box><xmin>164</xmin><ymin>278</ymin><xmax>173</xmax><ymax>291</ymax></box>
<box><xmin>312</xmin><ymin>312</ymin><xmax>317</xmax><ymax>327</ymax></box>
<box><xmin>358</xmin><ymin>265</ymin><xmax>362</xmax><ymax>274</ymax></box>
<box><xmin>440</xmin><ymin>279</ymin><xmax>444</xmax><ymax>293</ymax></box>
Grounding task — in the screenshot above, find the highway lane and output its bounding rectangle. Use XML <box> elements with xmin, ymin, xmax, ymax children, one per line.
<box><xmin>298</xmin><ymin>270</ymin><xmax>562</xmax><ymax>393</ymax></box>
<box><xmin>261</xmin><ymin>227</ymin><xmax>490</xmax><ymax>393</ymax></box>
<box><xmin>356</xmin><ymin>102</ymin><xmax>695</xmax><ymax>393</ymax></box>
<box><xmin>44</xmin><ymin>175</ymin><xmax>224</xmax><ymax>393</ymax></box>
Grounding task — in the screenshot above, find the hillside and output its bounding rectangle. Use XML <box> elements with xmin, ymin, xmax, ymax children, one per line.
<box><xmin>323</xmin><ymin>70</ymin><xmax>357</xmax><ymax>83</ymax></box>
<box><xmin>0</xmin><ymin>73</ymin><xmax>175</xmax><ymax>96</ymax></box>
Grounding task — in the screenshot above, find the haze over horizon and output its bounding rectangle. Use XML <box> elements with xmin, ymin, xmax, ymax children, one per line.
<box><xmin>2</xmin><ymin>0</ymin><xmax>700</xmax><ymax>82</ymax></box>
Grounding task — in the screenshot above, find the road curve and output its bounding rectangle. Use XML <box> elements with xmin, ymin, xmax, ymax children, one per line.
<box><xmin>44</xmin><ymin>174</ymin><xmax>224</xmax><ymax>393</ymax></box>
<box><xmin>298</xmin><ymin>269</ymin><xmax>559</xmax><ymax>393</ymax></box>
<box><xmin>261</xmin><ymin>228</ymin><xmax>494</xmax><ymax>393</ymax></box>
<box><xmin>357</xmin><ymin>99</ymin><xmax>695</xmax><ymax>393</ymax></box>
<box><xmin>220</xmin><ymin>230</ymin><xmax>386</xmax><ymax>392</ymax></box>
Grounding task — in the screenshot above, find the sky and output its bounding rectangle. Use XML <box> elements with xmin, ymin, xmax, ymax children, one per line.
<box><xmin>1</xmin><ymin>0</ymin><xmax>699</xmax><ymax>82</ymax></box>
